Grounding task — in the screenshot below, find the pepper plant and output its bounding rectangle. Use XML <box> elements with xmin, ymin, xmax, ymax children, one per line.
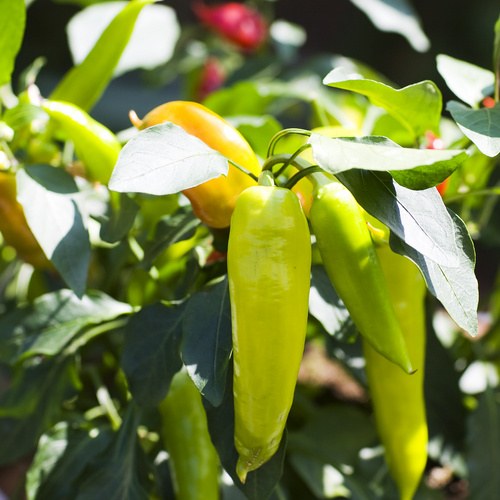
<box><xmin>0</xmin><ymin>1</ymin><xmax>499</xmax><ymax>500</ymax></box>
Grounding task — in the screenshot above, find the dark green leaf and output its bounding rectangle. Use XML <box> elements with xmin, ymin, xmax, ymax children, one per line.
<box><xmin>16</xmin><ymin>165</ymin><xmax>91</xmax><ymax>297</ymax></box>
<box><xmin>446</xmin><ymin>101</ymin><xmax>500</xmax><ymax>157</ymax></box>
<box><xmin>313</xmin><ymin>135</ymin><xmax>466</xmax><ymax>189</ymax></box>
<box><xmin>436</xmin><ymin>54</ymin><xmax>494</xmax><ymax>107</ymax></box>
<box><xmin>390</xmin><ymin>210</ymin><xmax>478</xmax><ymax>337</ymax></box>
<box><xmin>347</xmin><ymin>0</ymin><xmax>430</xmax><ymax>52</ymax></box>
<box><xmin>141</xmin><ymin>209</ymin><xmax>200</xmax><ymax>269</ymax></box>
<box><xmin>50</xmin><ymin>0</ymin><xmax>154</xmax><ymax>111</ymax></box>
<box><xmin>287</xmin><ymin>405</ymin><xmax>377</xmax><ymax>467</ymax></box>
<box><xmin>99</xmin><ymin>193</ymin><xmax>140</xmax><ymax>244</ymax></box>
<box><xmin>108</xmin><ymin>122</ymin><xmax>229</xmax><ymax>196</ymax></box>
<box><xmin>336</xmin><ymin>170</ymin><xmax>461</xmax><ymax>268</ymax></box>
<box><xmin>75</xmin><ymin>405</ymin><xmax>149</xmax><ymax>500</ymax></box>
<box><xmin>0</xmin><ymin>289</ymin><xmax>132</xmax><ymax>364</ymax></box>
<box><xmin>26</xmin><ymin>422</ymin><xmax>113</xmax><ymax>500</ymax></box>
<box><xmin>182</xmin><ymin>276</ymin><xmax>233</xmax><ymax>407</ymax></box>
<box><xmin>323</xmin><ymin>68</ymin><xmax>442</xmax><ymax>137</ymax></box>
<box><xmin>121</xmin><ymin>302</ymin><xmax>184</xmax><ymax>407</ymax></box>
<box><xmin>0</xmin><ymin>356</ymin><xmax>79</xmax><ymax>418</ymax></box>
<box><xmin>309</xmin><ymin>265</ymin><xmax>356</xmax><ymax>341</ymax></box>
<box><xmin>466</xmin><ymin>388</ymin><xmax>500</xmax><ymax>499</ymax></box>
<box><xmin>0</xmin><ymin>0</ymin><xmax>25</xmax><ymax>87</ymax></box>
<box><xmin>203</xmin><ymin>365</ymin><xmax>287</xmax><ymax>500</ymax></box>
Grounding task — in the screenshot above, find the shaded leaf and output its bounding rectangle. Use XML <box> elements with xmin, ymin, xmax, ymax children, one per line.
<box><xmin>323</xmin><ymin>68</ymin><xmax>441</xmax><ymax>137</ymax></box>
<box><xmin>99</xmin><ymin>193</ymin><xmax>140</xmax><ymax>244</ymax></box>
<box><xmin>0</xmin><ymin>0</ymin><xmax>25</xmax><ymax>87</ymax></box>
<box><xmin>16</xmin><ymin>165</ymin><xmax>91</xmax><ymax>297</ymax></box>
<box><xmin>121</xmin><ymin>302</ymin><xmax>184</xmax><ymax>407</ymax></box>
<box><xmin>348</xmin><ymin>0</ymin><xmax>430</xmax><ymax>52</ymax></box>
<box><xmin>0</xmin><ymin>289</ymin><xmax>132</xmax><ymax>364</ymax></box>
<box><xmin>109</xmin><ymin>122</ymin><xmax>229</xmax><ymax>195</ymax></box>
<box><xmin>75</xmin><ymin>405</ymin><xmax>149</xmax><ymax>500</ymax></box>
<box><xmin>182</xmin><ymin>276</ymin><xmax>233</xmax><ymax>407</ymax></box>
<box><xmin>446</xmin><ymin>101</ymin><xmax>500</xmax><ymax>157</ymax></box>
<box><xmin>336</xmin><ymin>170</ymin><xmax>460</xmax><ymax>268</ymax></box>
<box><xmin>466</xmin><ymin>388</ymin><xmax>500</xmax><ymax>499</ymax></box>
<box><xmin>26</xmin><ymin>422</ymin><xmax>113</xmax><ymax>500</ymax></box>
<box><xmin>436</xmin><ymin>54</ymin><xmax>494</xmax><ymax>108</ymax></box>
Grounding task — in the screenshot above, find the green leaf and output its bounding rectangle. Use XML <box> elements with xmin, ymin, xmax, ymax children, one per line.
<box><xmin>108</xmin><ymin>122</ymin><xmax>230</xmax><ymax>196</ymax></box>
<box><xmin>26</xmin><ymin>422</ymin><xmax>113</xmax><ymax>500</ymax></box>
<box><xmin>0</xmin><ymin>0</ymin><xmax>25</xmax><ymax>87</ymax></box>
<box><xmin>140</xmin><ymin>209</ymin><xmax>200</xmax><ymax>269</ymax></box>
<box><xmin>203</xmin><ymin>365</ymin><xmax>287</xmax><ymax>500</ymax></box>
<box><xmin>121</xmin><ymin>303</ymin><xmax>184</xmax><ymax>407</ymax></box>
<box><xmin>446</xmin><ymin>101</ymin><xmax>500</xmax><ymax>157</ymax></box>
<box><xmin>436</xmin><ymin>54</ymin><xmax>495</xmax><ymax>108</ymax></box>
<box><xmin>99</xmin><ymin>193</ymin><xmax>140</xmax><ymax>244</ymax></box>
<box><xmin>42</xmin><ymin>100</ymin><xmax>122</xmax><ymax>185</ymax></box>
<box><xmin>74</xmin><ymin>405</ymin><xmax>149</xmax><ymax>500</ymax></box>
<box><xmin>0</xmin><ymin>356</ymin><xmax>79</xmax><ymax>418</ymax></box>
<box><xmin>390</xmin><ymin>210</ymin><xmax>478</xmax><ymax>337</ymax></box>
<box><xmin>347</xmin><ymin>0</ymin><xmax>430</xmax><ymax>52</ymax></box>
<box><xmin>323</xmin><ymin>68</ymin><xmax>442</xmax><ymax>137</ymax></box>
<box><xmin>182</xmin><ymin>276</ymin><xmax>233</xmax><ymax>407</ymax></box>
<box><xmin>309</xmin><ymin>134</ymin><xmax>467</xmax><ymax>189</ymax></box>
<box><xmin>287</xmin><ymin>405</ymin><xmax>377</xmax><ymax>468</ymax></box>
<box><xmin>466</xmin><ymin>388</ymin><xmax>500</xmax><ymax>499</ymax></box>
<box><xmin>227</xmin><ymin>115</ymin><xmax>283</xmax><ymax>160</ymax></box>
<box><xmin>336</xmin><ymin>170</ymin><xmax>461</xmax><ymax>268</ymax></box>
<box><xmin>309</xmin><ymin>265</ymin><xmax>356</xmax><ymax>341</ymax></box>
<box><xmin>0</xmin><ymin>289</ymin><xmax>132</xmax><ymax>364</ymax></box>
<box><xmin>66</xmin><ymin>2</ymin><xmax>179</xmax><ymax>78</ymax></box>
<box><xmin>16</xmin><ymin>165</ymin><xmax>91</xmax><ymax>297</ymax></box>
<box><xmin>50</xmin><ymin>0</ymin><xmax>154</xmax><ymax>111</ymax></box>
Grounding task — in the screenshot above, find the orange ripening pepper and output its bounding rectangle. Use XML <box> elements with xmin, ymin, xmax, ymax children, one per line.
<box><xmin>0</xmin><ymin>172</ymin><xmax>51</xmax><ymax>269</ymax></box>
<box><xmin>130</xmin><ymin>101</ymin><xmax>261</xmax><ymax>229</ymax></box>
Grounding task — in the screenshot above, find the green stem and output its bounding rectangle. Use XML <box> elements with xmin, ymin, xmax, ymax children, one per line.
<box><xmin>88</xmin><ymin>365</ymin><xmax>123</xmax><ymax>430</ymax></box>
<box><xmin>266</xmin><ymin>128</ymin><xmax>311</xmax><ymax>158</ymax></box>
<box><xmin>283</xmin><ymin>165</ymin><xmax>324</xmax><ymax>190</ymax></box>
<box><xmin>258</xmin><ymin>170</ymin><xmax>275</xmax><ymax>186</ymax></box>
<box><xmin>227</xmin><ymin>159</ymin><xmax>259</xmax><ymax>182</ymax></box>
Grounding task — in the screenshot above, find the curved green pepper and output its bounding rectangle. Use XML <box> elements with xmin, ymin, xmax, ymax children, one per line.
<box><xmin>42</xmin><ymin>100</ymin><xmax>121</xmax><ymax>185</ymax></box>
<box><xmin>363</xmin><ymin>244</ymin><xmax>428</xmax><ymax>500</ymax></box>
<box><xmin>158</xmin><ymin>368</ymin><xmax>220</xmax><ymax>500</ymax></box>
<box><xmin>308</xmin><ymin>177</ymin><xmax>412</xmax><ymax>373</ymax></box>
<box><xmin>228</xmin><ymin>178</ymin><xmax>311</xmax><ymax>483</ymax></box>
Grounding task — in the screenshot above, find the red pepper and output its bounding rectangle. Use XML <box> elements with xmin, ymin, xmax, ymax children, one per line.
<box><xmin>196</xmin><ymin>56</ymin><xmax>226</xmax><ymax>101</ymax></box>
<box><xmin>192</xmin><ymin>1</ymin><xmax>268</xmax><ymax>51</ymax></box>
<box><xmin>482</xmin><ymin>96</ymin><xmax>496</xmax><ymax>108</ymax></box>
<box><xmin>425</xmin><ymin>131</ymin><xmax>449</xmax><ymax>196</ymax></box>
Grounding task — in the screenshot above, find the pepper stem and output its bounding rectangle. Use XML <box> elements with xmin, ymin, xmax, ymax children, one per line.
<box><xmin>258</xmin><ymin>170</ymin><xmax>275</xmax><ymax>186</ymax></box>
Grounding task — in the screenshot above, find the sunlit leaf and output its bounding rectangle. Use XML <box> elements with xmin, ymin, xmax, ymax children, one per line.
<box><xmin>0</xmin><ymin>0</ymin><xmax>25</xmax><ymax>86</ymax></box>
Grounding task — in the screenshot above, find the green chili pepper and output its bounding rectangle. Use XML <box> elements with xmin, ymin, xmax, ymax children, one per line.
<box><xmin>50</xmin><ymin>0</ymin><xmax>153</xmax><ymax>111</ymax></box>
<box><xmin>42</xmin><ymin>100</ymin><xmax>121</xmax><ymax>185</ymax></box>
<box><xmin>308</xmin><ymin>176</ymin><xmax>412</xmax><ymax>373</ymax></box>
<box><xmin>363</xmin><ymin>243</ymin><xmax>428</xmax><ymax>500</ymax></box>
<box><xmin>159</xmin><ymin>368</ymin><xmax>220</xmax><ymax>500</ymax></box>
<box><xmin>228</xmin><ymin>173</ymin><xmax>311</xmax><ymax>483</ymax></box>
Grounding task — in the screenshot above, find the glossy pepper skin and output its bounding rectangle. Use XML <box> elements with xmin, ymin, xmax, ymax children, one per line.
<box><xmin>363</xmin><ymin>245</ymin><xmax>428</xmax><ymax>500</ymax></box>
<box><xmin>130</xmin><ymin>101</ymin><xmax>261</xmax><ymax>228</ymax></box>
<box><xmin>0</xmin><ymin>172</ymin><xmax>50</xmax><ymax>269</ymax></box>
<box><xmin>227</xmin><ymin>182</ymin><xmax>311</xmax><ymax>483</ymax></box>
<box><xmin>308</xmin><ymin>179</ymin><xmax>412</xmax><ymax>373</ymax></box>
<box><xmin>158</xmin><ymin>368</ymin><xmax>220</xmax><ymax>500</ymax></box>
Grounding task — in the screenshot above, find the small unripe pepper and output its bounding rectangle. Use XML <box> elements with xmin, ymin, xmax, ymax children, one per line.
<box><xmin>308</xmin><ymin>176</ymin><xmax>412</xmax><ymax>373</ymax></box>
<box><xmin>0</xmin><ymin>171</ymin><xmax>50</xmax><ymax>269</ymax></box>
<box><xmin>363</xmin><ymin>243</ymin><xmax>428</xmax><ymax>500</ymax></box>
<box><xmin>130</xmin><ymin>101</ymin><xmax>261</xmax><ymax>228</ymax></box>
<box><xmin>159</xmin><ymin>368</ymin><xmax>220</xmax><ymax>500</ymax></box>
<box><xmin>228</xmin><ymin>173</ymin><xmax>311</xmax><ymax>482</ymax></box>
